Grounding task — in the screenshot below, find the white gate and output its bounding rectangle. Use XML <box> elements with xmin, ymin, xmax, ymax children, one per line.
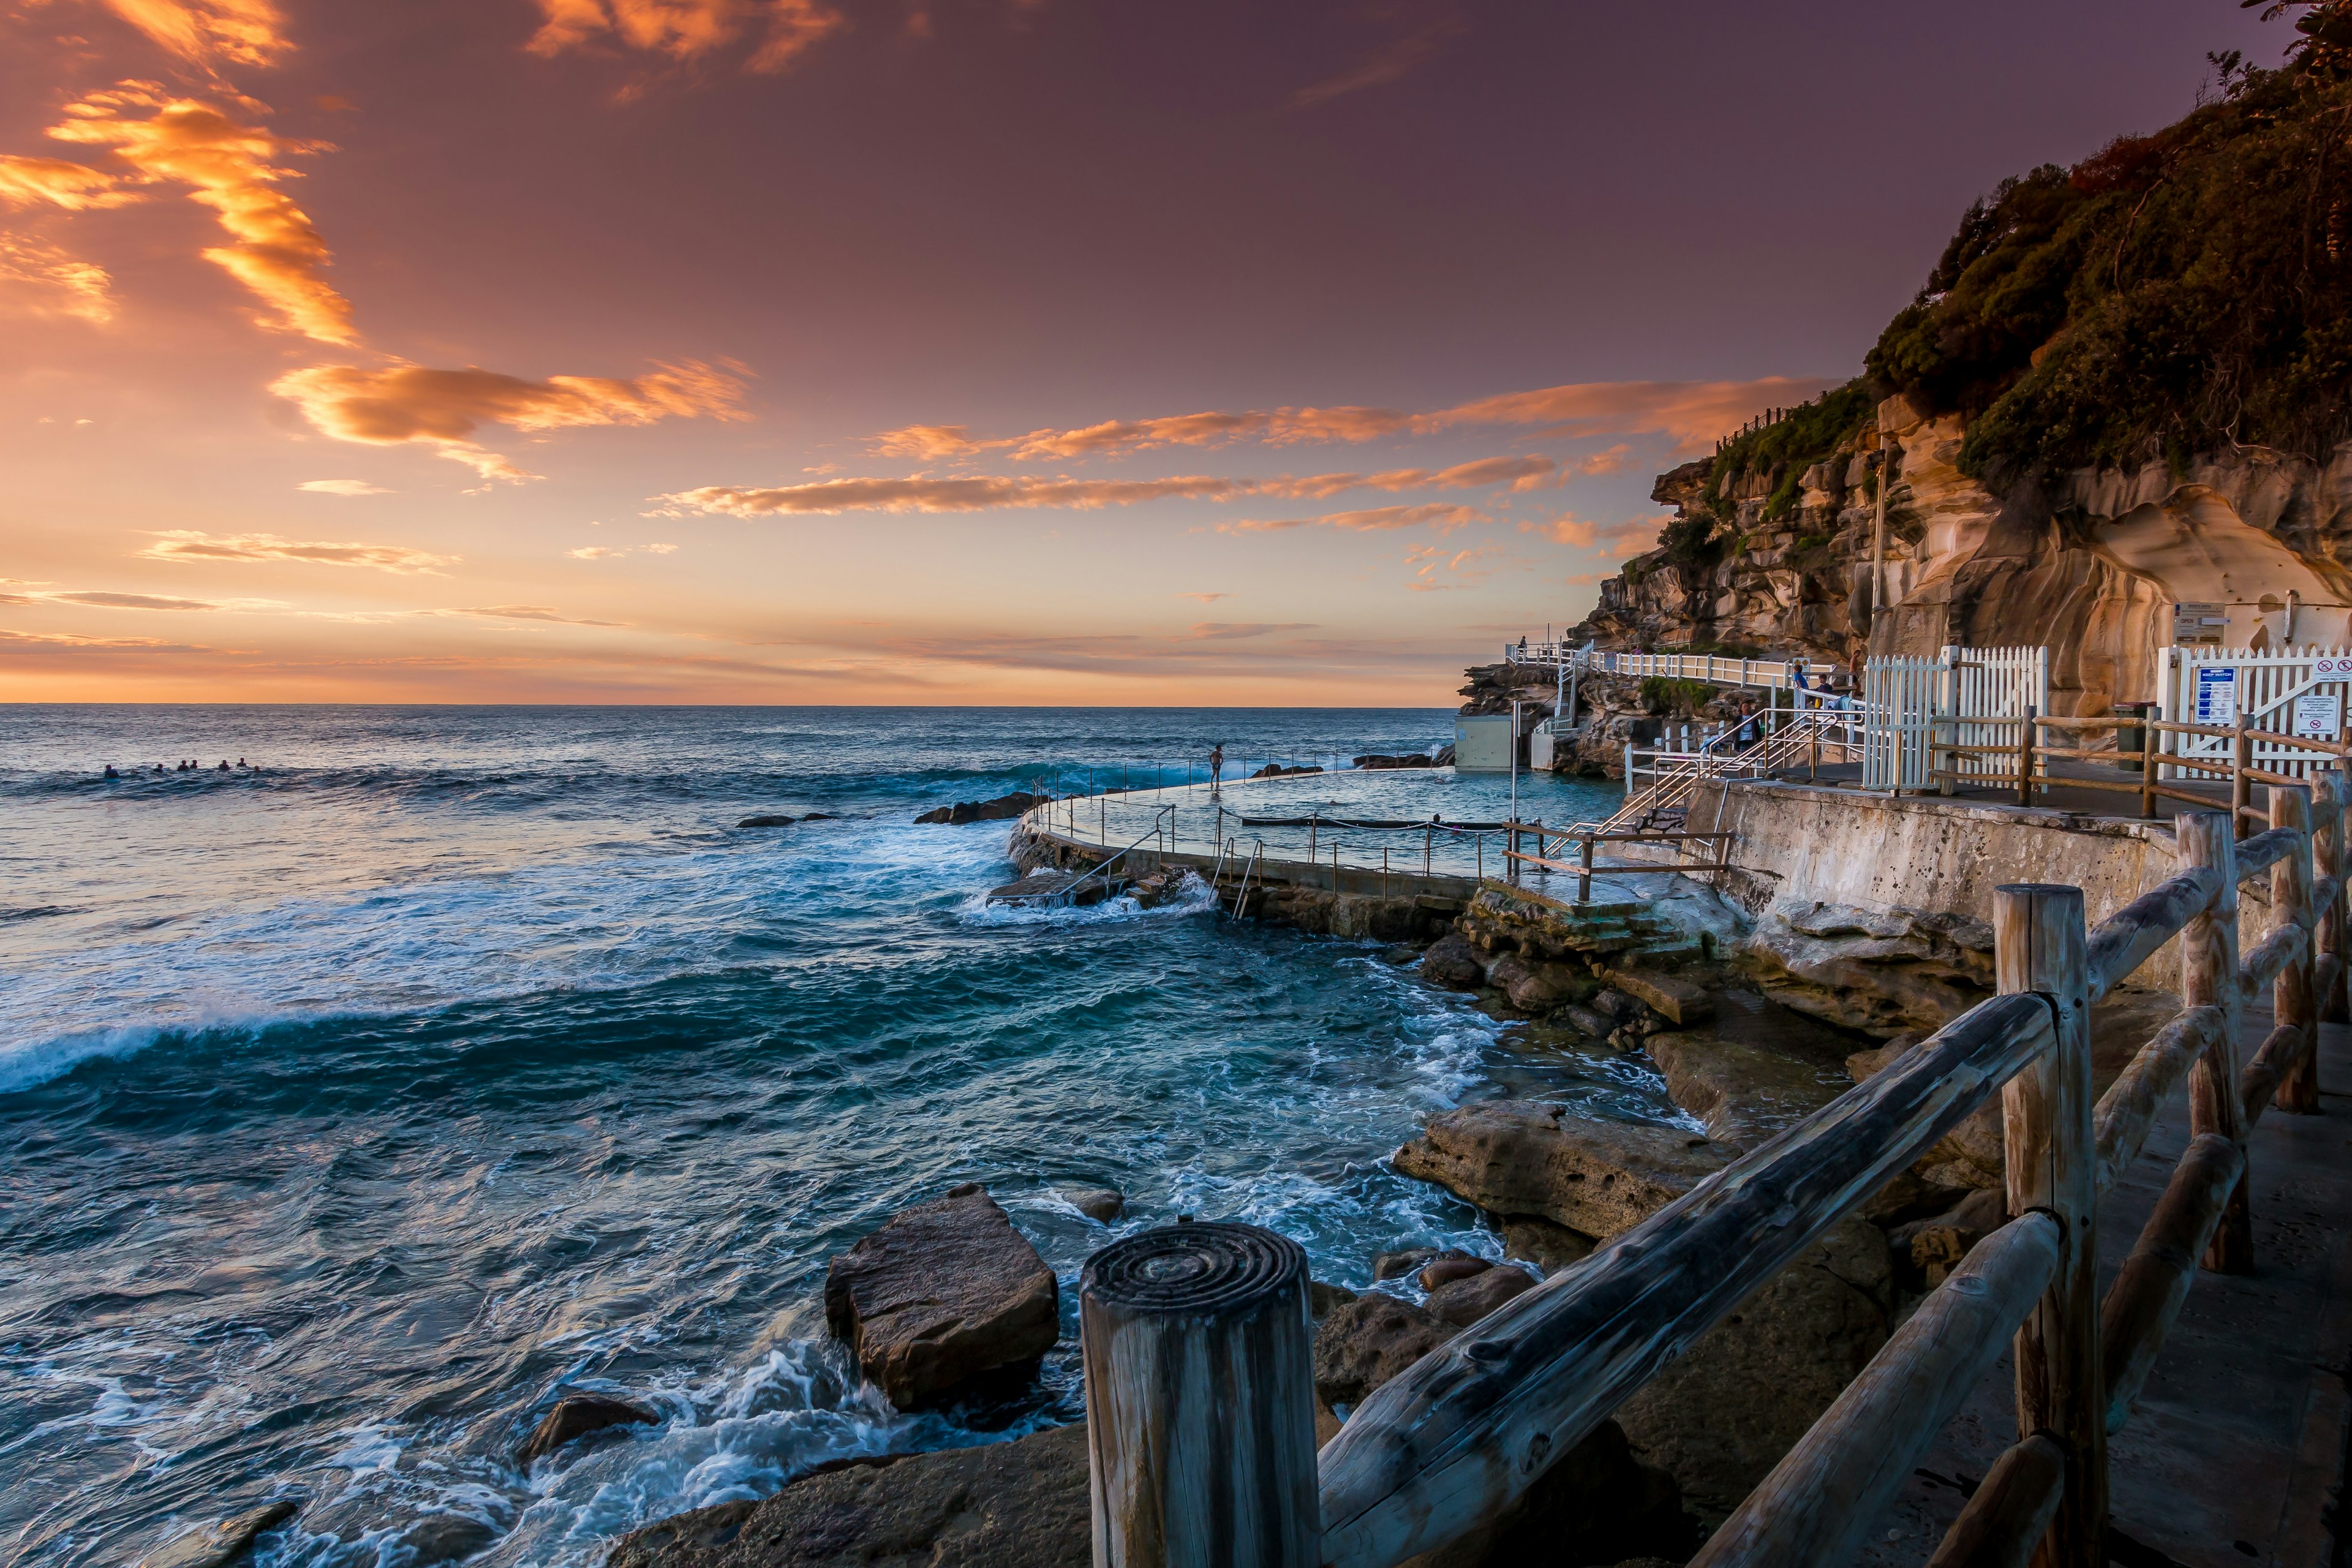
<box><xmin>2157</xmin><ymin>645</ymin><xmax>2352</xmax><ymax>780</ymax></box>
<box><xmin>1863</xmin><ymin>646</ymin><xmax>2050</xmax><ymax>791</ymax></box>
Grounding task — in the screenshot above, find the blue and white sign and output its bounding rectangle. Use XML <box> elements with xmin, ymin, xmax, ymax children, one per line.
<box><xmin>2195</xmin><ymin>665</ymin><xmax>2237</xmax><ymax>725</ymax></box>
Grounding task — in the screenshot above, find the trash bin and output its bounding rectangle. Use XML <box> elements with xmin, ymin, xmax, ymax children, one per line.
<box><xmin>2114</xmin><ymin>702</ymin><xmax>2150</xmax><ymax>772</ymax></box>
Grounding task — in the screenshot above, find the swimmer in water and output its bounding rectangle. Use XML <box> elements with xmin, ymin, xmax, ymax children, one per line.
<box><xmin>104</xmin><ymin>764</ymin><xmax>119</xmax><ymax>778</ymax></box>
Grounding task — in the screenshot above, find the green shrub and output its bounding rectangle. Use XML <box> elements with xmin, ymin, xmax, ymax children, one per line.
<box><xmin>1640</xmin><ymin>677</ymin><xmax>1717</xmax><ymax>715</ymax></box>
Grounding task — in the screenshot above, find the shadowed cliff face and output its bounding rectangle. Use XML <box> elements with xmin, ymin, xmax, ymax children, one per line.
<box><xmin>1577</xmin><ymin>394</ymin><xmax>2352</xmax><ymax>715</ymax></box>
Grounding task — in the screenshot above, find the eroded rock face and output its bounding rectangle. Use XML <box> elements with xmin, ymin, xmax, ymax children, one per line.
<box><xmin>1425</xmin><ymin>1264</ymin><xmax>1535</xmax><ymax>1326</ymax></box>
<box><xmin>1641</xmin><ymin>989</ymin><xmax>1859</xmax><ymax>1151</ymax></box>
<box><xmin>1314</xmin><ymin>1294</ymin><xmax>1453</xmax><ymax>1414</ymax></box>
<box><xmin>604</xmin><ymin>1423</ymin><xmax>1091</xmax><ymax>1568</ymax></box>
<box><xmin>823</xmin><ymin>1183</ymin><xmax>1058</xmax><ymax>1409</ymax></box>
<box><xmin>1743</xmin><ymin>900</ymin><xmax>1994</xmax><ymax>1038</ymax></box>
<box><xmin>1392</xmin><ymin>1101</ymin><xmax>1730</xmax><ymax>1240</ymax></box>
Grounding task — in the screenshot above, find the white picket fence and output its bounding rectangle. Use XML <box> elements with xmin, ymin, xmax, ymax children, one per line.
<box><xmin>2158</xmin><ymin>645</ymin><xmax>2352</xmax><ymax>780</ymax></box>
<box><xmin>1863</xmin><ymin>646</ymin><xmax>2049</xmax><ymax>791</ymax></box>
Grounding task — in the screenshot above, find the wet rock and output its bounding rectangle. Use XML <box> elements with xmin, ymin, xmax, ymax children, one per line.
<box><xmin>1065</xmin><ymin>1185</ymin><xmax>1123</xmax><ymax>1223</ymax></box>
<box><xmin>1379</xmin><ymin>942</ymin><xmax>1424</xmax><ymax>965</ymax></box>
<box><xmin>606</xmin><ymin>1422</ymin><xmax>1089</xmax><ymax>1568</ymax></box>
<box><xmin>1313</xmin><ymin>1294</ymin><xmax>1453</xmax><ymax>1414</ymax></box>
<box><xmin>1393</xmin><ymin>1101</ymin><xmax>1730</xmax><ymax>1239</ymax></box>
<box><xmin>800</xmin><ymin>812</ymin><xmax>837</xmax><ymax>822</ymax></box>
<box><xmin>1593</xmin><ymin>988</ymin><xmax>1645</xmax><ymax>1021</ymax></box>
<box><xmin>1425</xmin><ymin>1263</ymin><xmax>1535</xmax><ymax>1326</ymax></box>
<box><xmin>402</xmin><ymin>1513</ymin><xmax>499</xmax><ymax>1565</ymax></box>
<box><xmin>1487</xmin><ymin>952</ymin><xmax>1592</xmax><ymax>1014</ymax></box>
<box><xmin>518</xmin><ymin>1394</ymin><xmax>658</xmax><ymax>1467</ymax></box>
<box><xmin>735</xmin><ymin>813</ymin><xmax>795</xmax><ymax>828</ymax></box>
<box><xmin>1604</xmin><ymin>967</ymin><xmax>1715</xmax><ymax>1027</ymax></box>
<box><xmin>1614</xmin><ymin>1213</ymin><xmax>1892</xmax><ymax>1526</ymax></box>
<box><xmin>1416</xmin><ymin>1251</ymin><xmax>1491</xmax><ymax>1291</ymax></box>
<box><xmin>1354</xmin><ymin>752</ymin><xmax>1438</xmax><ymax>769</ymax></box>
<box><xmin>913</xmin><ymin>792</ymin><xmax>1045</xmax><ymax>826</ymax></box>
<box><xmin>1419</xmin><ymin>932</ymin><xmax>1487</xmax><ymax>990</ymax></box>
<box><xmin>1560</xmin><ymin>1003</ymin><xmax>1616</xmax><ymax>1039</ymax></box>
<box><xmin>1251</xmin><ymin>762</ymin><xmax>1322</xmax><ymax>778</ymax></box>
<box><xmin>139</xmin><ymin>1501</ymin><xmax>300</xmax><ymax>1568</ymax></box>
<box><xmin>1310</xmin><ymin>1279</ymin><xmax>1359</xmax><ymax>1317</ymax></box>
<box><xmin>824</xmin><ymin>1182</ymin><xmax>1058</xmax><ymax>1409</ymax></box>
<box><xmin>1372</xmin><ymin>1246</ymin><xmax>1440</xmax><ymax>1280</ymax></box>
<box><xmin>1643</xmin><ymin>1034</ymin><xmax>1847</xmax><ymax>1152</ymax></box>
<box><xmin>1501</xmin><ymin>1215</ymin><xmax>1596</xmax><ymax>1273</ymax></box>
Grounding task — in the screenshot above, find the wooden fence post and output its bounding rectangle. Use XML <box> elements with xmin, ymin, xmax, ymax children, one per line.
<box><xmin>2274</xmin><ymin>785</ymin><xmax>2318</xmax><ymax>1113</ymax></box>
<box><xmin>2232</xmin><ymin>714</ymin><xmax>2253</xmax><ymax>841</ymax></box>
<box><xmin>2018</xmin><ymin>707</ymin><xmax>2038</xmax><ymax>807</ymax></box>
<box><xmin>1996</xmin><ymin>883</ymin><xmax>2105</xmax><ymax>1567</ymax></box>
<box><xmin>1082</xmin><ymin>1223</ymin><xmax>1320</xmax><ymax>1568</ymax></box>
<box><xmin>2318</xmin><ymin>770</ymin><xmax>2350</xmax><ymax>1028</ymax></box>
<box><xmin>2177</xmin><ymin>812</ymin><xmax>2252</xmax><ymax>1274</ymax></box>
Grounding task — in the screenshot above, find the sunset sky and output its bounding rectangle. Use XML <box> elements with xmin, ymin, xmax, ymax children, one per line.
<box><xmin>0</xmin><ymin>0</ymin><xmax>2280</xmax><ymax>704</ymax></box>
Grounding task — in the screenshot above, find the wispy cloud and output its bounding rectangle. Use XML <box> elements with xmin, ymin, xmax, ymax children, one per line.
<box><xmin>527</xmin><ymin>0</ymin><xmax>846</xmax><ymax>73</ymax></box>
<box><xmin>446</xmin><ymin>604</ymin><xmax>627</xmax><ymax>627</ymax></box>
<box><xmin>0</xmin><ymin>234</ymin><xmax>115</xmax><ymax>322</ymax></box>
<box><xmin>872</xmin><ymin>377</ymin><xmax>1833</xmax><ymax>462</ymax></box>
<box><xmin>1520</xmin><ymin>511</ymin><xmax>1667</xmax><ymax>556</ymax></box>
<box><xmin>1289</xmin><ymin>10</ymin><xmax>1464</xmax><ymax>110</ymax></box>
<box><xmin>273</xmin><ymin>359</ymin><xmax>745</xmax><ymax>483</ymax></box>
<box><xmin>296</xmin><ymin>478</ymin><xmax>389</xmax><ymax>496</ymax></box>
<box><xmin>0</xmin><ymin>154</ymin><xmax>140</xmax><ymax>210</ymax></box>
<box><xmin>137</xmin><ymin>529</ymin><xmax>457</xmax><ymax>573</ymax></box>
<box><xmin>42</xmin><ymin>590</ymin><xmax>225</xmax><ymax>610</ymax></box>
<box><xmin>92</xmin><ymin>0</ymin><xmax>293</xmax><ymax>69</ymax></box>
<box><xmin>1403</xmin><ymin>543</ymin><xmax>1503</xmax><ymax>592</ymax></box>
<box><xmin>1175</xmin><ymin>591</ymin><xmax>1232</xmax><ymax>603</ymax></box>
<box><xmin>1221</xmin><ymin>503</ymin><xmax>1485</xmax><ymax>535</ymax></box>
<box><xmin>48</xmin><ymin>85</ymin><xmax>354</xmax><ymax>344</ymax></box>
<box><xmin>1182</xmin><ymin>621</ymin><xmax>1317</xmax><ymax>640</ymax></box>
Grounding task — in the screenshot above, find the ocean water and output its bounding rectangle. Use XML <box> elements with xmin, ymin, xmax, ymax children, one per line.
<box><xmin>0</xmin><ymin>706</ymin><xmax>1650</xmax><ymax>1568</ymax></box>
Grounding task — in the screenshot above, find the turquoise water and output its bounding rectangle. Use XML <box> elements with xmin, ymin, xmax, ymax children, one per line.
<box><xmin>0</xmin><ymin>707</ymin><xmax>1642</xmax><ymax>1567</ymax></box>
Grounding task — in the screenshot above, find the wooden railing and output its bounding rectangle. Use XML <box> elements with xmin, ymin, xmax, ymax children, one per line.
<box><xmin>1072</xmin><ymin>775</ymin><xmax>2350</xmax><ymax>1567</ymax></box>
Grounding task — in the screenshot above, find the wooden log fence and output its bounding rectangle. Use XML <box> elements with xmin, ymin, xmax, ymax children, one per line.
<box><xmin>1077</xmin><ymin>771</ymin><xmax>2350</xmax><ymax>1566</ymax></box>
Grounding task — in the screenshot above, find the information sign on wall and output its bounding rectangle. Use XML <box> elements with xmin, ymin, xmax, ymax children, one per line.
<box><xmin>2173</xmin><ymin>601</ymin><xmax>2230</xmax><ymax>645</ymax></box>
<box><xmin>2293</xmin><ymin>692</ymin><xmax>2343</xmax><ymax>739</ymax></box>
<box><xmin>2194</xmin><ymin>664</ymin><xmax>2237</xmax><ymax>725</ymax></box>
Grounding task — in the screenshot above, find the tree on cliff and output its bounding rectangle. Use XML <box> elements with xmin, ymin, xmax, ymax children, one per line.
<box><xmin>1865</xmin><ymin>2</ymin><xmax>2352</xmax><ymax>483</ymax></box>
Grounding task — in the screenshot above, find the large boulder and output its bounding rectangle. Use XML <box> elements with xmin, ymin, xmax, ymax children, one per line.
<box><xmin>1392</xmin><ymin>1102</ymin><xmax>1730</xmax><ymax>1239</ymax></box>
<box><xmin>1313</xmin><ymin>1294</ymin><xmax>1453</xmax><ymax>1416</ymax></box>
<box><xmin>1741</xmin><ymin>901</ymin><xmax>1994</xmax><ymax>1037</ymax></box>
<box><xmin>824</xmin><ymin>1183</ymin><xmax>1059</xmax><ymax>1409</ymax></box>
<box><xmin>605</xmin><ymin>1423</ymin><xmax>1090</xmax><ymax>1568</ymax></box>
<box><xmin>1419</xmin><ymin>931</ymin><xmax>1487</xmax><ymax>990</ymax></box>
<box><xmin>1638</xmin><ymin>992</ymin><xmax>1856</xmax><ymax>1151</ymax></box>
<box><xmin>1485</xmin><ymin>952</ymin><xmax>1593</xmax><ymax>1013</ymax></box>
<box><xmin>518</xmin><ymin>1393</ymin><xmax>658</xmax><ymax>1467</ymax></box>
<box><xmin>1425</xmin><ymin>1264</ymin><xmax>1534</xmax><ymax>1326</ymax></box>
<box><xmin>913</xmin><ymin>793</ymin><xmax>1045</xmax><ymax>826</ymax></box>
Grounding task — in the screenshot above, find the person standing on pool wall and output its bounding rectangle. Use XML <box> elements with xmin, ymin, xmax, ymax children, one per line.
<box><xmin>1208</xmin><ymin>742</ymin><xmax>1224</xmax><ymax>797</ymax></box>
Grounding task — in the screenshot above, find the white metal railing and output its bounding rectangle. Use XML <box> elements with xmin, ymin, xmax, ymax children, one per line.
<box><xmin>2159</xmin><ymin>644</ymin><xmax>2352</xmax><ymax>782</ymax></box>
<box><xmin>1585</xmin><ymin>701</ymin><xmax>1864</xmax><ymax>836</ymax></box>
<box><xmin>1502</xmin><ymin>644</ymin><xmax>1836</xmax><ymax>695</ymax></box>
<box><xmin>1863</xmin><ymin>646</ymin><xmax>2050</xmax><ymax>791</ymax></box>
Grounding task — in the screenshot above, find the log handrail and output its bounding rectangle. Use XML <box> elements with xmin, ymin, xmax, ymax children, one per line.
<box><xmin>1314</xmin><ymin>992</ymin><xmax>2058</xmax><ymax>1568</ymax></box>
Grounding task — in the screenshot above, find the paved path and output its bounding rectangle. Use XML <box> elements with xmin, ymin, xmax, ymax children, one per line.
<box><xmin>1858</xmin><ymin>1008</ymin><xmax>2352</xmax><ymax>1567</ymax></box>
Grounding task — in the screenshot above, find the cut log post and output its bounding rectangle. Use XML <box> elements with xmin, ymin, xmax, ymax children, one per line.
<box><xmin>1687</xmin><ymin>1213</ymin><xmax>2063</xmax><ymax>1568</ymax></box>
<box><xmin>2275</xmin><ymin>784</ymin><xmax>2320</xmax><ymax>1112</ymax></box>
<box><xmin>2177</xmin><ymin>812</ymin><xmax>2252</xmax><ymax>1275</ymax></box>
<box><xmin>2091</xmin><ymin>1006</ymin><xmax>2226</xmax><ymax>1194</ymax></box>
<box><xmin>2098</xmin><ymin>1133</ymin><xmax>2245</xmax><ymax>1434</ymax></box>
<box><xmin>1926</xmin><ymin>1434</ymin><xmax>2068</xmax><ymax>1568</ymax></box>
<box><xmin>2317</xmin><ymin>771</ymin><xmax>2350</xmax><ymax>1028</ymax></box>
<box><xmin>2084</xmin><ymin>869</ymin><xmax>2223</xmax><ymax>1005</ymax></box>
<box><xmin>2232</xmin><ymin>714</ymin><xmax>2253</xmax><ymax>841</ymax></box>
<box><xmin>1080</xmin><ymin>1222</ymin><xmax>1320</xmax><ymax>1568</ymax></box>
<box><xmin>1314</xmin><ymin>992</ymin><xmax>2057</xmax><ymax>1568</ymax></box>
<box><xmin>1995</xmin><ymin>883</ymin><xmax>2105</xmax><ymax>1567</ymax></box>
<box><xmin>2018</xmin><ymin>707</ymin><xmax>2038</xmax><ymax>807</ymax></box>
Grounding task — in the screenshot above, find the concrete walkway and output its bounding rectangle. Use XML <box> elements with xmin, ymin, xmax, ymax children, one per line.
<box><xmin>1858</xmin><ymin>1009</ymin><xmax>2352</xmax><ymax>1567</ymax></box>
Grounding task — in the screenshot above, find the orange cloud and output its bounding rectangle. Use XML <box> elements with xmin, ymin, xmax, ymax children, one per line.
<box><xmin>1402</xmin><ymin>544</ymin><xmax>1504</xmax><ymax>593</ymax></box>
<box><xmin>1520</xmin><ymin>512</ymin><xmax>1667</xmax><ymax>556</ymax></box>
<box><xmin>875</xmin><ymin>377</ymin><xmax>1833</xmax><ymax>461</ymax></box>
<box><xmin>1223</xmin><ymin>503</ymin><xmax>1485</xmax><ymax>535</ymax></box>
<box><xmin>92</xmin><ymin>0</ymin><xmax>292</xmax><ymax>68</ymax></box>
<box><xmin>137</xmin><ymin>529</ymin><xmax>458</xmax><ymax>573</ymax></box>
<box><xmin>296</xmin><ymin>478</ymin><xmax>389</xmax><ymax>495</ymax></box>
<box><xmin>47</xmin><ymin>86</ymin><xmax>354</xmax><ymax>344</ymax></box>
<box><xmin>0</xmin><ymin>234</ymin><xmax>115</xmax><ymax>322</ymax></box>
<box><xmin>665</xmin><ymin>473</ymin><xmax>1253</xmax><ymax>515</ymax></box>
<box><xmin>0</xmin><ymin>155</ymin><xmax>138</xmax><ymax>210</ymax></box>
<box><xmin>1289</xmin><ymin>13</ymin><xmax>1463</xmax><ymax>110</ymax></box>
<box><xmin>528</xmin><ymin>0</ymin><xmax>846</xmax><ymax>72</ymax></box>
<box><xmin>1575</xmin><ymin>443</ymin><xmax>1634</xmax><ymax>476</ymax></box>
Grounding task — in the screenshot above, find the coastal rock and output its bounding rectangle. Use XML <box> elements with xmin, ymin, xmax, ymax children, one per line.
<box><xmin>1418</xmin><ymin>932</ymin><xmax>1487</xmax><ymax>990</ymax></box>
<box><xmin>1613</xmin><ymin>1212</ymin><xmax>1892</xmax><ymax>1526</ymax></box>
<box><xmin>1742</xmin><ymin>900</ymin><xmax>1994</xmax><ymax>1038</ymax></box>
<box><xmin>1642</xmin><ymin>1000</ymin><xmax>1853</xmax><ymax>1152</ymax></box>
<box><xmin>1604</xmin><ymin>967</ymin><xmax>1714</xmax><ymax>1027</ymax></box>
<box><xmin>1425</xmin><ymin>1264</ymin><xmax>1534</xmax><ymax>1326</ymax></box>
<box><xmin>605</xmin><ymin>1422</ymin><xmax>1090</xmax><ymax>1568</ymax></box>
<box><xmin>1313</xmin><ymin>1294</ymin><xmax>1452</xmax><ymax>1414</ymax></box>
<box><xmin>1501</xmin><ymin>1215</ymin><xmax>1596</xmax><ymax>1272</ymax></box>
<box><xmin>1415</xmin><ymin>1251</ymin><xmax>1491</xmax><ymax>1291</ymax></box>
<box><xmin>138</xmin><ymin>1502</ymin><xmax>300</xmax><ymax>1568</ymax></box>
<box><xmin>516</xmin><ymin>1394</ymin><xmax>658</xmax><ymax>1468</ymax></box>
<box><xmin>1250</xmin><ymin>762</ymin><xmax>1322</xmax><ymax>778</ymax></box>
<box><xmin>1486</xmin><ymin>952</ymin><xmax>1591</xmax><ymax>1014</ymax></box>
<box><xmin>1891</xmin><ymin>1188</ymin><xmax>2009</xmax><ymax>1289</ymax></box>
<box><xmin>1392</xmin><ymin>1101</ymin><xmax>1730</xmax><ymax>1239</ymax></box>
<box><xmin>401</xmin><ymin>1513</ymin><xmax>500</xmax><ymax>1565</ymax></box>
<box><xmin>1310</xmin><ymin>1279</ymin><xmax>1359</xmax><ymax>1317</ymax></box>
<box><xmin>1373</xmin><ymin>1246</ymin><xmax>1439</xmax><ymax>1281</ymax></box>
<box><xmin>1064</xmin><ymin>1185</ymin><xmax>1123</xmax><ymax>1222</ymax></box>
<box><xmin>735</xmin><ymin>813</ymin><xmax>795</xmax><ymax>828</ymax></box>
<box><xmin>1398</xmin><ymin>1419</ymin><xmax>1689</xmax><ymax>1568</ymax></box>
<box><xmin>1354</xmin><ymin>752</ymin><xmax>1438</xmax><ymax>769</ymax></box>
<box><xmin>913</xmin><ymin>792</ymin><xmax>1044</xmax><ymax>826</ymax></box>
<box><xmin>823</xmin><ymin>1183</ymin><xmax>1058</xmax><ymax>1409</ymax></box>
